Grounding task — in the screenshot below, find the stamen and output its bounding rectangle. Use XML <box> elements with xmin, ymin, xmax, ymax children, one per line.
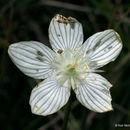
<box><xmin>50</xmin><ymin>62</ymin><xmax>53</xmax><ymax>64</ymax></box>
<box><xmin>80</xmin><ymin>54</ymin><xmax>83</xmax><ymax>57</ymax></box>
<box><xmin>83</xmin><ymin>70</ymin><xmax>87</xmax><ymax>73</ymax></box>
<box><xmin>60</xmin><ymin>80</ymin><xmax>63</xmax><ymax>83</ymax></box>
<box><xmin>74</xmin><ymin>49</ymin><xmax>77</xmax><ymax>52</ymax></box>
<box><xmin>84</xmin><ymin>64</ymin><xmax>87</xmax><ymax>67</ymax></box>
<box><xmin>74</xmin><ymin>81</ymin><xmax>78</xmax><ymax>84</ymax></box>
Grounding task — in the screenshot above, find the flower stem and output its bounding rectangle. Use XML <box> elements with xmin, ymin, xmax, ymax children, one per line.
<box><xmin>62</xmin><ymin>91</ymin><xmax>73</xmax><ymax>130</ymax></box>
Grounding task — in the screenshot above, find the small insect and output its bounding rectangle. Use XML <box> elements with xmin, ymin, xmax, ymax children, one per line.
<box><xmin>57</xmin><ymin>49</ymin><xmax>63</xmax><ymax>54</ymax></box>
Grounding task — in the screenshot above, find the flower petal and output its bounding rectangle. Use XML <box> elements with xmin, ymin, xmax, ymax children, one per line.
<box><xmin>82</xmin><ymin>29</ymin><xmax>122</xmax><ymax>69</ymax></box>
<box><xmin>29</xmin><ymin>76</ymin><xmax>71</xmax><ymax>116</ymax></box>
<box><xmin>8</xmin><ymin>41</ymin><xmax>55</xmax><ymax>79</ymax></box>
<box><xmin>49</xmin><ymin>14</ymin><xmax>83</xmax><ymax>52</ymax></box>
<box><xmin>73</xmin><ymin>73</ymin><xmax>113</xmax><ymax>113</ymax></box>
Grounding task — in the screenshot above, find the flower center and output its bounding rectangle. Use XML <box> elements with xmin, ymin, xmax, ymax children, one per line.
<box><xmin>52</xmin><ymin>49</ymin><xmax>89</xmax><ymax>80</ymax></box>
<box><xmin>66</xmin><ymin>64</ymin><xmax>76</xmax><ymax>76</ymax></box>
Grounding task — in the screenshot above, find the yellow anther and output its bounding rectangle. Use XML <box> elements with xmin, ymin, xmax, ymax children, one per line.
<box><xmin>83</xmin><ymin>70</ymin><xmax>87</xmax><ymax>73</ymax></box>
<box><xmin>60</xmin><ymin>80</ymin><xmax>63</xmax><ymax>83</ymax></box>
<box><xmin>84</xmin><ymin>64</ymin><xmax>87</xmax><ymax>67</ymax></box>
<box><xmin>85</xmin><ymin>60</ymin><xmax>87</xmax><ymax>62</ymax></box>
<box><xmin>66</xmin><ymin>48</ymin><xmax>70</xmax><ymax>51</ymax></box>
<box><xmin>80</xmin><ymin>54</ymin><xmax>83</xmax><ymax>57</ymax></box>
<box><xmin>50</xmin><ymin>62</ymin><xmax>53</xmax><ymax>64</ymax></box>
<box><xmin>82</xmin><ymin>78</ymin><xmax>85</xmax><ymax>81</ymax></box>
<box><xmin>54</xmin><ymin>55</ymin><xmax>56</xmax><ymax>58</ymax></box>
<box><xmin>74</xmin><ymin>49</ymin><xmax>77</xmax><ymax>52</ymax></box>
<box><xmin>74</xmin><ymin>81</ymin><xmax>78</xmax><ymax>84</ymax></box>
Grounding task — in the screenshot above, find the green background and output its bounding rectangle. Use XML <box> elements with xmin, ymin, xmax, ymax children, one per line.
<box><xmin>0</xmin><ymin>0</ymin><xmax>130</xmax><ymax>130</ymax></box>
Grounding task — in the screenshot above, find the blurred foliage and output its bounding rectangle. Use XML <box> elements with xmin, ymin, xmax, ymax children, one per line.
<box><xmin>0</xmin><ymin>0</ymin><xmax>130</xmax><ymax>130</ymax></box>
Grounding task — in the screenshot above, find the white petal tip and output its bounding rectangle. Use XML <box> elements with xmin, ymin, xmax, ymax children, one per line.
<box><xmin>100</xmin><ymin>107</ymin><xmax>114</xmax><ymax>113</ymax></box>
<box><xmin>8</xmin><ymin>44</ymin><xmax>12</xmax><ymax>52</ymax></box>
<box><xmin>107</xmin><ymin>29</ymin><xmax>123</xmax><ymax>45</ymax></box>
<box><xmin>53</xmin><ymin>14</ymin><xmax>77</xmax><ymax>23</ymax></box>
<box><xmin>109</xmin><ymin>83</ymin><xmax>113</xmax><ymax>88</ymax></box>
<box><xmin>30</xmin><ymin>103</ymin><xmax>48</xmax><ymax>116</ymax></box>
<box><xmin>8</xmin><ymin>45</ymin><xmax>14</xmax><ymax>57</ymax></box>
<box><xmin>115</xmin><ymin>32</ymin><xmax>122</xmax><ymax>43</ymax></box>
<box><xmin>8</xmin><ymin>43</ymin><xmax>18</xmax><ymax>54</ymax></box>
<box><xmin>30</xmin><ymin>103</ymin><xmax>60</xmax><ymax>116</ymax></box>
<box><xmin>112</xmin><ymin>30</ymin><xmax>123</xmax><ymax>49</ymax></box>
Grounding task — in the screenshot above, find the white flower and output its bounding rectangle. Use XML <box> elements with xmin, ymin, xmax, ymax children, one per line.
<box><xmin>8</xmin><ymin>14</ymin><xmax>122</xmax><ymax>116</ymax></box>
